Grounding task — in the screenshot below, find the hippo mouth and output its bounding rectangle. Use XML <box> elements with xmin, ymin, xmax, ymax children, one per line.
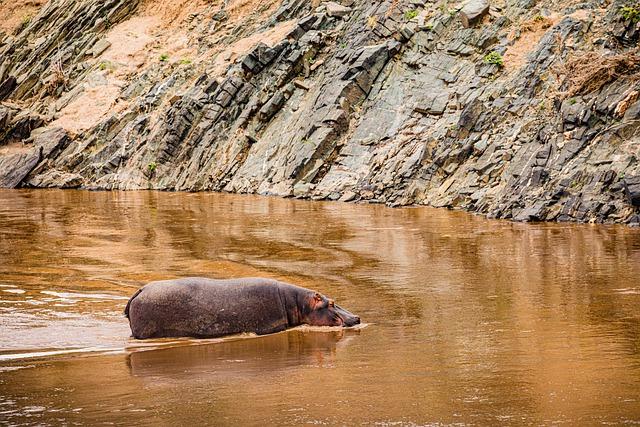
<box><xmin>335</xmin><ymin>304</ymin><xmax>360</xmax><ymax>327</ymax></box>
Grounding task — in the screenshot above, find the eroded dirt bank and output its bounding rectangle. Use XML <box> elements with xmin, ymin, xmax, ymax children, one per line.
<box><xmin>0</xmin><ymin>0</ymin><xmax>639</xmax><ymax>224</ymax></box>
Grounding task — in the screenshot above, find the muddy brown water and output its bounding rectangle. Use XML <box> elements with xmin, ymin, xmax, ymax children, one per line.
<box><xmin>1</xmin><ymin>189</ymin><xmax>640</xmax><ymax>425</ymax></box>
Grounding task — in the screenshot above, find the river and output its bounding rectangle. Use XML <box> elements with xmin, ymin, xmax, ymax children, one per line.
<box><xmin>1</xmin><ymin>189</ymin><xmax>639</xmax><ymax>425</ymax></box>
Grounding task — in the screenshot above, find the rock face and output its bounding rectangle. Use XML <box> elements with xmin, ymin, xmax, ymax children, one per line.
<box><xmin>460</xmin><ymin>0</ymin><xmax>490</xmax><ymax>28</ymax></box>
<box><xmin>624</xmin><ymin>176</ymin><xmax>640</xmax><ymax>207</ymax></box>
<box><xmin>0</xmin><ymin>0</ymin><xmax>639</xmax><ymax>225</ymax></box>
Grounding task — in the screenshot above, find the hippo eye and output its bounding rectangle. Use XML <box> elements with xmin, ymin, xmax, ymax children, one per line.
<box><xmin>329</xmin><ymin>300</ymin><xmax>335</xmax><ymax>308</ymax></box>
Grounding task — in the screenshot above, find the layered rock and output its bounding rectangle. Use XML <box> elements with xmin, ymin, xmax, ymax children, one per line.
<box><xmin>0</xmin><ymin>0</ymin><xmax>639</xmax><ymax>225</ymax></box>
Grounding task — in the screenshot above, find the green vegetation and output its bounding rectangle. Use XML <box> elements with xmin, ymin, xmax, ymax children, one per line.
<box><xmin>404</xmin><ymin>9</ymin><xmax>418</xmax><ymax>20</ymax></box>
<box><xmin>483</xmin><ymin>51</ymin><xmax>504</xmax><ymax>67</ymax></box>
<box><xmin>97</xmin><ymin>61</ymin><xmax>117</xmax><ymax>72</ymax></box>
<box><xmin>147</xmin><ymin>162</ymin><xmax>157</xmax><ymax>173</ymax></box>
<box><xmin>21</xmin><ymin>15</ymin><xmax>32</xmax><ymax>26</ymax></box>
<box><xmin>569</xmin><ymin>98</ymin><xmax>577</xmax><ymax>105</ymax></box>
<box><xmin>159</xmin><ymin>53</ymin><xmax>169</xmax><ymax>62</ymax></box>
<box><xmin>340</xmin><ymin>41</ymin><xmax>347</xmax><ymax>49</ymax></box>
<box><xmin>179</xmin><ymin>58</ymin><xmax>192</xmax><ymax>65</ymax></box>
<box><xmin>533</xmin><ymin>14</ymin><xmax>545</xmax><ymax>22</ymax></box>
<box><xmin>620</xmin><ymin>5</ymin><xmax>640</xmax><ymax>22</ymax></box>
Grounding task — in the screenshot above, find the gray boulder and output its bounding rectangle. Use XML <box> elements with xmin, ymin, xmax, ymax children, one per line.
<box><xmin>460</xmin><ymin>0</ymin><xmax>490</xmax><ymax>28</ymax></box>
<box><xmin>624</xmin><ymin>176</ymin><xmax>640</xmax><ymax>207</ymax></box>
<box><xmin>324</xmin><ymin>2</ymin><xmax>352</xmax><ymax>17</ymax></box>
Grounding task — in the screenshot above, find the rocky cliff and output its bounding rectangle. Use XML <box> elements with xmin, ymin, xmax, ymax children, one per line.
<box><xmin>0</xmin><ymin>0</ymin><xmax>639</xmax><ymax>224</ymax></box>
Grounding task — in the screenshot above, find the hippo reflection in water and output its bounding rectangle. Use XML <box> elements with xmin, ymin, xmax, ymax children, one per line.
<box><xmin>125</xmin><ymin>277</ymin><xmax>361</xmax><ymax>339</ymax></box>
<box><xmin>127</xmin><ymin>329</ymin><xmax>357</xmax><ymax>378</ymax></box>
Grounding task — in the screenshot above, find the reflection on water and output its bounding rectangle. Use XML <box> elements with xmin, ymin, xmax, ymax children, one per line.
<box><xmin>1</xmin><ymin>189</ymin><xmax>640</xmax><ymax>425</ymax></box>
<box><xmin>127</xmin><ymin>328</ymin><xmax>357</xmax><ymax>379</ymax></box>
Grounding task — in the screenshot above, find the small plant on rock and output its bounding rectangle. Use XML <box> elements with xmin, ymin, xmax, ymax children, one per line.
<box><xmin>620</xmin><ymin>5</ymin><xmax>640</xmax><ymax>22</ymax></box>
<box><xmin>97</xmin><ymin>61</ymin><xmax>117</xmax><ymax>73</ymax></box>
<box><xmin>439</xmin><ymin>0</ymin><xmax>450</xmax><ymax>14</ymax></box>
<box><xmin>483</xmin><ymin>51</ymin><xmax>504</xmax><ymax>67</ymax></box>
<box><xmin>366</xmin><ymin>15</ymin><xmax>378</xmax><ymax>29</ymax></box>
<box><xmin>15</xmin><ymin>15</ymin><xmax>32</xmax><ymax>34</ymax></box>
<box><xmin>179</xmin><ymin>58</ymin><xmax>192</xmax><ymax>65</ymax></box>
<box><xmin>159</xmin><ymin>53</ymin><xmax>169</xmax><ymax>62</ymax></box>
<box><xmin>404</xmin><ymin>9</ymin><xmax>418</xmax><ymax>20</ymax></box>
<box><xmin>147</xmin><ymin>162</ymin><xmax>157</xmax><ymax>173</ymax></box>
<box><xmin>44</xmin><ymin>49</ymin><xmax>68</xmax><ymax>96</ymax></box>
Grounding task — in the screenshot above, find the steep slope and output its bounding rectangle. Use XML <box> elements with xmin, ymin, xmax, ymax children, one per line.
<box><xmin>0</xmin><ymin>0</ymin><xmax>639</xmax><ymax>225</ymax></box>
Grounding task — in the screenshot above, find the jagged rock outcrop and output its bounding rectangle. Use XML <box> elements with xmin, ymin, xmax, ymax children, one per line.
<box><xmin>0</xmin><ymin>0</ymin><xmax>639</xmax><ymax>225</ymax></box>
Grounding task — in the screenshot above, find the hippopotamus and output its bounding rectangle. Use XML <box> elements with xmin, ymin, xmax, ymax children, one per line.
<box><xmin>124</xmin><ymin>277</ymin><xmax>360</xmax><ymax>339</ymax></box>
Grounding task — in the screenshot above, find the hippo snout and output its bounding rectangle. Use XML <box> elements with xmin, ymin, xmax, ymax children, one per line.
<box><xmin>335</xmin><ymin>304</ymin><xmax>360</xmax><ymax>327</ymax></box>
<box><xmin>344</xmin><ymin>315</ymin><xmax>360</xmax><ymax>327</ymax></box>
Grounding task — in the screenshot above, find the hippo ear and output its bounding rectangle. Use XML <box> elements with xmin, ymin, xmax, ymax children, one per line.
<box><xmin>314</xmin><ymin>292</ymin><xmax>322</xmax><ymax>302</ymax></box>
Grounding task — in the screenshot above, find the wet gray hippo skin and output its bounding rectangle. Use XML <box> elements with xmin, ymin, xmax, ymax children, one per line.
<box><xmin>125</xmin><ymin>277</ymin><xmax>360</xmax><ymax>339</ymax></box>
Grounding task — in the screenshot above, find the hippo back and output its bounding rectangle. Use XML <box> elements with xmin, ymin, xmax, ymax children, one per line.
<box><xmin>127</xmin><ymin>277</ymin><xmax>290</xmax><ymax>339</ymax></box>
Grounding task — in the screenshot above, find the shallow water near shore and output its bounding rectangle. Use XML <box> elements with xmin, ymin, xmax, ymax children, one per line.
<box><xmin>1</xmin><ymin>189</ymin><xmax>640</xmax><ymax>425</ymax></box>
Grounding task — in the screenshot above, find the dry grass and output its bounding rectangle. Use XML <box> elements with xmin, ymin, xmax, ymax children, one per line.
<box><xmin>558</xmin><ymin>48</ymin><xmax>640</xmax><ymax>97</ymax></box>
<box><xmin>385</xmin><ymin>0</ymin><xmax>400</xmax><ymax>18</ymax></box>
<box><xmin>44</xmin><ymin>50</ymin><xmax>68</xmax><ymax>96</ymax></box>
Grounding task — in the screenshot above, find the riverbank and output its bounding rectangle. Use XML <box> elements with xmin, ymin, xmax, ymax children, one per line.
<box><xmin>0</xmin><ymin>0</ymin><xmax>639</xmax><ymax>225</ymax></box>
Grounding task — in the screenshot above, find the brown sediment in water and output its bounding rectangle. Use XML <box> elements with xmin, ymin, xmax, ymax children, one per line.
<box><xmin>0</xmin><ymin>190</ymin><xmax>639</xmax><ymax>424</ymax></box>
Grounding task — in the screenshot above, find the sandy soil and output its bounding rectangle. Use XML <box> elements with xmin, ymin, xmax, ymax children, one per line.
<box><xmin>49</xmin><ymin>0</ymin><xmax>207</xmax><ymax>132</ymax></box>
<box><xmin>0</xmin><ymin>0</ymin><xmax>45</xmax><ymax>35</ymax></box>
<box><xmin>504</xmin><ymin>16</ymin><xmax>557</xmax><ymax>72</ymax></box>
<box><xmin>138</xmin><ymin>0</ymin><xmax>210</xmax><ymax>27</ymax></box>
<box><xmin>207</xmin><ymin>19</ymin><xmax>297</xmax><ymax>76</ymax></box>
<box><xmin>0</xmin><ymin>140</ymin><xmax>32</xmax><ymax>155</ymax></box>
<box><xmin>50</xmin><ymin>0</ymin><xmax>292</xmax><ymax>133</ymax></box>
<box><xmin>50</xmin><ymin>85</ymin><xmax>124</xmax><ymax>133</ymax></box>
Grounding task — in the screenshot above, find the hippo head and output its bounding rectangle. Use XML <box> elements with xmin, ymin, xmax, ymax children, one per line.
<box><xmin>301</xmin><ymin>292</ymin><xmax>360</xmax><ymax>327</ymax></box>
